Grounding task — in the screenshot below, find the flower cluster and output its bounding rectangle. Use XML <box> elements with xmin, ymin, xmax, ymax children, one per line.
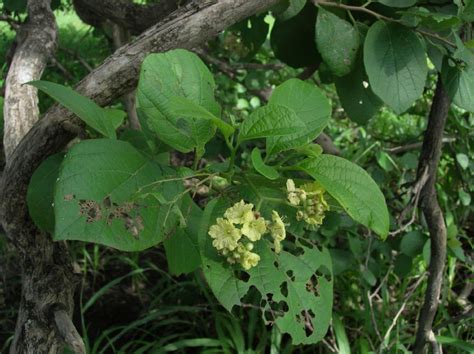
<box><xmin>286</xmin><ymin>179</ymin><xmax>329</xmax><ymax>226</ymax></box>
<box><xmin>208</xmin><ymin>200</ymin><xmax>286</xmax><ymax>270</ymax></box>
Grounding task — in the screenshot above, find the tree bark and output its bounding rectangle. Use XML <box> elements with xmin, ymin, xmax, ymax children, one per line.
<box><xmin>413</xmin><ymin>77</ymin><xmax>450</xmax><ymax>353</ymax></box>
<box><xmin>0</xmin><ymin>0</ymin><xmax>280</xmax><ymax>352</ymax></box>
<box><xmin>73</xmin><ymin>0</ymin><xmax>188</xmax><ymax>35</ymax></box>
<box><xmin>2</xmin><ymin>1</ymin><xmax>85</xmax><ymax>353</ymax></box>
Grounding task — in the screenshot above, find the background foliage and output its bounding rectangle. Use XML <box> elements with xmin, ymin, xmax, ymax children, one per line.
<box><xmin>0</xmin><ymin>0</ymin><xmax>473</xmax><ymax>352</ymax></box>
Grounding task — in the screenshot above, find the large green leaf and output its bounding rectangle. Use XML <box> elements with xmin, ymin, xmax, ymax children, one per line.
<box><xmin>136</xmin><ymin>49</ymin><xmax>218</xmax><ymax>153</ymax></box>
<box><xmin>335</xmin><ymin>54</ymin><xmax>383</xmax><ymax>124</ymax></box>
<box><xmin>54</xmin><ymin>139</ymin><xmax>183</xmax><ymax>251</ymax></box>
<box><xmin>238</xmin><ymin>104</ymin><xmax>305</xmax><ymax>143</ymax></box>
<box><xmin>27</xmin><ymin>153</ymin><xmax>64</xmax><ymax>233</ymax></box>
<box><xmin>164</xmin><ymin>196</ymin><xmax>202</xmax><ymax>275</ymax></box>
<box><xmin>270</xmin><ymin>3</ymin><xmax>321</xmax><ymax>68</ymax></box>
<box><xmin>316</xmin><ymin>8</ymin><xmax>360</xmax><ymax>77</ymax></box>
<box><xmin>364</xmin><ymin>21</ymin><xmax>428</xmax><ymax>114</ymax></box>
<box><xmin>199</xmin><ymin>198</ymin><xmax>334</xmax><ymax>345</ymax></box>
<box><xmin>298</xmin><ymin>155</ymin><xmax>389</xmax><ymax>238</ymax></box>
<box><xmin>267</xmin><ymin>79</ymin><xmax>331</xmax><ymax>155</ymax></box>
<box><xmin>29</xmin><ymin>81</ymin><xmax>125</xmax><ymax>139</ymax></box>
<box><xmin>442</xmin><ymin>61</ymin><xmax>474</xmax><ymax>112</ymax></box>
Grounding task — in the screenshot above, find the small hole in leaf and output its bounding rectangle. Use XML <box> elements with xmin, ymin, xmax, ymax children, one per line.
<box><xmin>301</xmin><ymin>309</ymin><xmax>315</xmax><ymax>337</ymax></box>
<box><xmin>305</xmin><ymin>274</ymin><xmax>319</xmax><ymax>296</ymax></box>
<box><xmin>280</xmin><ymin>281</ymin><xmax>288</xmax><ymax>297</ymax></box>
<box><xmin>298</xmin><ymin>238</ymin><xmax>314</xmax><ymax>249</ymax></box>
<box><xmin>286</xmin><ymin>270</ymin><xmax>295</xmax><ymax>282</ymax></box>
<box><xmin>273</xmin><ymin>261</ymin><xmax>279</xmax><ymax>269</ymax></box>
<box><xmin>241</xmin><ymin>271</ymin><xmax>250</xmax><ymax>282</ymax></box>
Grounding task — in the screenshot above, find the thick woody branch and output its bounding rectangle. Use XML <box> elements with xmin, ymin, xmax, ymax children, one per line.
<box><xmin>413</xmin><ymin>76</ymin><xmax>450</xmax><ymax>353</ymax></box>
<box><xmin>73</xmin><ymin>0</ymin><xmax>188</xmax><ymax>35</ymax></box>
<box><xmin>3</xmin><ymin>0</ymin><xmax>57</xmax><ymax>158</ymax></box>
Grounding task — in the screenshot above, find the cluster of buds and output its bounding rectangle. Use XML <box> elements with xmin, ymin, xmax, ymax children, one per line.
<box><xmin>286</xmin><ymin>179</ymin><xmax>329</xmax><ymax>226</ymax></box>
<box><xmin>208</xmin><ymin>200</ymin><xmax>286</xmax><ymax>270</ymax></box>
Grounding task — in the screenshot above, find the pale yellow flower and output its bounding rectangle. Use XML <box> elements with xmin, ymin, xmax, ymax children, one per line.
<box><xmin>270</xmin><ymin>211</ymin><xmax>286</xmax><ymax>241</ymax></box>
<box><xmin>242</xmin><ymin>217</ymin><xmax>267</xmax><ymax>241</ymax></box>
<box><xmin>224</xmin><ymin>200</ymin><xmax>255</xmax><ymax>224</ymax></box>
<box><xmin>208</xmin><ymin>218</ymin><xmax>241</xmax><ymax>251</ymax></box>
<box><xmin>286</xmin><ymin>179</ymin><xmax>300</xmax><ymax>206</ymax></box>
<box><xmin>240</xmin><ymin>251</ymin><xmax>260</xmax><ymax>270</ymax></box>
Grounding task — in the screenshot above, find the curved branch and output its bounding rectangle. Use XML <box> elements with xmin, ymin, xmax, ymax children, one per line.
<box><xmin>3</xmin><ymin>0</ymin><xmax>57</xmax><ymax>158</ymax></box>
<box><xmin>413</xmin><ymin>76</ymin><xmax>450</xmax><ymax>353</ymax></box>
<box><xmin>73</xmin><ymin>0</ymin><xmax>189</xmax><ymax>35</ymax></box>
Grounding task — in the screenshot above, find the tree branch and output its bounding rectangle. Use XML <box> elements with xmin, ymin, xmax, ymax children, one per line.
<box><xmin>73</xmin><ymin>0</ymin><xmax>188</xmax><ymax>35</ymax></box>
<box><xmin>413</xmin><ymin>76</ymin><xmax>450</xmax><ymax>354</ymax></box>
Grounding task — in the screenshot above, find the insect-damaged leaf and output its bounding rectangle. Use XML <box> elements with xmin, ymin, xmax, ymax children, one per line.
<box><xmin>199</xmin><ymin>198</ymin><xmax>334</xmax><ymax>345</ymax></box>
<box><xmin>55</xmin><ymin>139</ymin><xmax>183</xmax><ymax>251</ymax></box>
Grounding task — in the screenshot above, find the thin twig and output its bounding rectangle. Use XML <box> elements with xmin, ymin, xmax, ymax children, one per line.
<box><xmin>433</xmin><ymin>308</ymin><xmax>474</xmax><ymax>331</ymax></box>
<box><xmin>384</xmin><ymin>137</ymin><xmax>455</xmax><ymax>154</ymax></box>
<box><xmin>311</xmin><ymin>0</ymin><xmax>456</xmax><ymax>48</ymax></box>
<box><xmin>389</xmin><ymin>167</ymin><xmax>429</xmax><ymax>236</ymax></box>
<box><xmin>379</xmin><ymin>274</ymin><xmax>427</xmax><ymax>353</ymax></box>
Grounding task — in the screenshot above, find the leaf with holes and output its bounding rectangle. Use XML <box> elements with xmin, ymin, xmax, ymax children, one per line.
<box><xmin>198</xmin><ymin>198</ymin><xmax>334</xmax><ymax>345</ymax></box>
<box><xmin>316</xmin><ymin>8</ymin><xmax>360</xmax><ymax>77</ymax></box>
<box><xmin>136</xmin><ymin>49</ymin><xmax>219</xmax><ymax>153</ymax></box>
<box><xmin>267</xmin><ymin>79</ymin><xmax>331</xmax><ymax>155</ymax></box>
<box><xmin>54</xmin><ymin>139</ymin><xmax>184</xmax><ymax>251</ymax></box>
<box><xmin>298</xmin><ymin>155</ymin><xmax>389</xmax><ymax>238</ymax></box>
<box><xmin>335</xmin><ymin>54</ymin><xmax>382</xmax><ymax>124</ymax></box>
<box><xmin>364</xmin><ymin>21</ymin><xmax>428</xmax><ymax>114</ymax></box>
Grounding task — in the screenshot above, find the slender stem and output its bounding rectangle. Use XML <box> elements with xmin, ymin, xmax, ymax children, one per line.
<box><xmin>312</xmin><ymin>0</ymin><xmax>456</xmax><ymax>48</ymax></box>
<box><xmin>413</xmin><ymin>76</ymin><xmax>450</xmax><ymax>353</ymax></box>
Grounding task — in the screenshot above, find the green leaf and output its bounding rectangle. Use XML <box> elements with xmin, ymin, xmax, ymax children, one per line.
<box><xmin>168</xmin><ymin>96</ymin><xmax>234</xmax><ymax>138</ymax></box>
<box><xmin>298</xmin><ymin>155</ymin><xmax>390</xmax><ymax>238</ymax></box>
<box><xmin>3</xmin><ymin>0</ymin><xmax>27</xmax><ymax>12</ymax></box>
<box><xmin>316</xmin><ymin>8</ymin><xmax>360</xmax><ymax>77</ymax></box>
<box><xmin>456</xmin><ymin>153</ymin><xmax>469</xmax><ymax>169</ymax></box>
<box><xmin>238</xmin><ymin>104</ymin><xmax>305</xmax><ymax>143</ymax></box>
<box><xmin>198</xmin><ymin>198</ymin><xmax>250</xmax><ymax>311</ymax></box>
<box><xmin>333</xmin><ymin>315</ymin><xmax>351</xmax><ymax>354</ymax></box>
<box><xmin>377</xmin><ymin>0</ymin><xmax>416</xmax><ymax>7</ymax></box>
<box><xmin>27</xmin><ymin>153</ymin><xmax>64</xmax><ymax>233</ymax></box>
<box><xmin>442</xmin><ymin>61</ymin><xmax>474</xmax><ymax>112</ymax></box>
<box><xmin>436</xmin><ymin>335</ymin><xmax>474</xmax><ymax>352</ymax></box>
<box><xmin>278</xmin><ymin>0</ymin><xmax>306</xmax><ymax>21</ymax></box>
<box><xmin>28</xmin><ymin>81</ymin><xmax>125</xmax><ymax>139</ymax></box>
<box><xmin>270</xmin><ymin>3</ymin><xmax>321</xmax><ymax>68</ymax></box>
<box><xmin>54</xmin><ymin>139</ymin><xmax>183</xmax><ymax>251</ymax></box>
<box><xmin>364</xmin><ymin>21</ymin><xmax>428</xmax><ymax>114</ymax></box>
<box><xmin>400</xmin><ymin>231</ymin><xmax>426</xmax><ymax>257</ymax></box>
<box><xmin>251</xmin><ymin>148</ymin><xmax>280</xmax><ymax>180</ymax></box>
<box><xmin>199</xmin><ymin>198</ymin><xmax>334</xmax><ymax>345</ymax></box>
<box><xmin>136</xmin><ymin>49</ymin><xmax>218</xmax><ymax>153</ymax></box>
<box><xmin>461</xmin><ymin>0</ymin><xmax>474</xmax><ymax>22</ymax></box>
<box><xmin>267</xmin><ymin>79</ymin><xmax>331</xmax><ymax>155</ymax></box>
<box><xmin>164</xmin><ymin>196</ymin><xmax>202</xmax><ymax>275</ymax></box>
<box><xmin>458</xmin><ymin>189</ymin><xmax>471</xmax><ymax>206</ymax></box>
<box><xmin>335</xmin><ymin>54</ymin><xmax>382</xmax><ymax>124</ymax></box>
<box><xmin>231</xmin><ymin>15</ymin><xmax>269</xmax><ymax>59</ymax></box>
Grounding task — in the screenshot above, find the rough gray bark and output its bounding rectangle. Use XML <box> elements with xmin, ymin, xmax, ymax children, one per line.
<box><xmin>2</xmin><ymin>1</ymin><xmax>85</xmax><ymax>353</ymax></box>
<box><xmin>0</xmin><ymin>0</ymin><xmax>280</xmax><ymax>352</ymax></box>
<box><xmin>3</xmin><ymin>0</ymin><xmax>57</xmax><ymax>159</ymax></box>
<box><xmin>73</xmin><ymin>0</ymin><xmax>188</xmax><ymax>35</ymax></box>
<box><xmin>413</xmin><ymin>77</ymin><xmax>450</xmax><ymax>354</ymax></box>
